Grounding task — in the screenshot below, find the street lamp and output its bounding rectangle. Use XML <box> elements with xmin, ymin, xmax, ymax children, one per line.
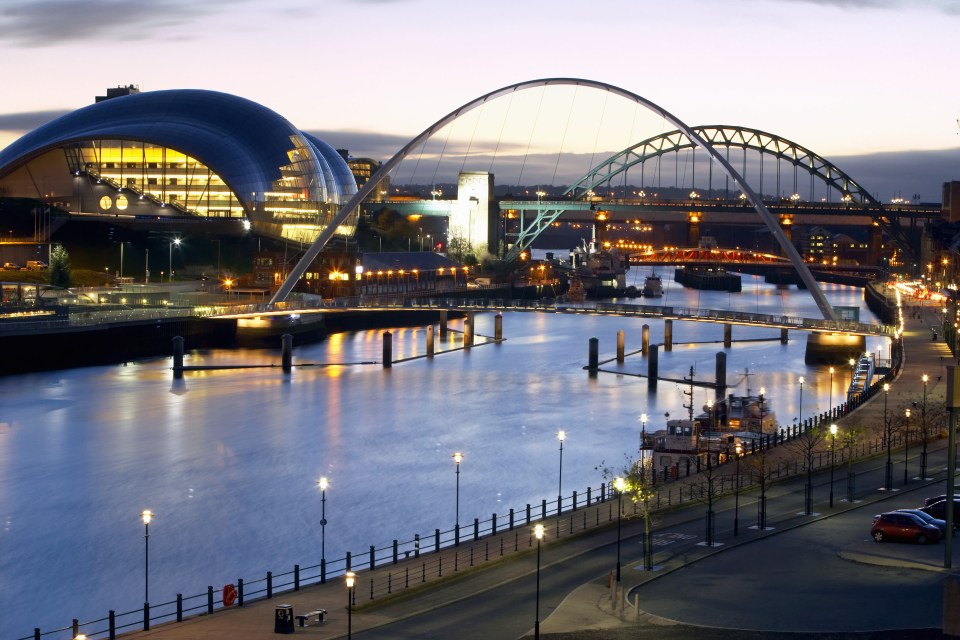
<box><xmin>798</xmin><ymin>376</ymin><xmax>804</xmax><ymax>429</ymax></box>
<box><xmin>639</xmin><ymin>413</ymin><xmax>648</xmax><ymax>463</ymax></box>
<box><xmin>169</xmin><ymin>237</ymin><xmax>180</xmax><ymax>283</ymax></box>
<box><xmin>829</xmin><ymin>424</ymin><xmax>838</xmax><ymax>507</ymax></box>
<box><xmin>534</xmin><ymin>523</ymin><xmax>544</xmax><ymax>640</ymax></box>
<box><xmin>904</xmin><ymin>408</ymin><xmax>911</xmax><ymax>485</ymax></box>
<box><xmin>557</xmin><ymin>431</ymin><xmax>566</xmax><ymax>512</ymax></box>
<box><xmin>828</xmin><ymin>367</ymin><xmax>835</xmax><ymax>419</ymax></box>
<box><xmin>317</xmin><ymin>477</ymin><xmax>328</xmax><ymax>583</ymax></box>
<box><xmin>614</xmin><ymin>476</ymin><xmax>625</xmax><ymax>582</ymax></box>
<box><xmin>883</xmin><ymin>382</ymin><xmax>892</xmax><ymax>490</ymax></box>
<box><xmin>345</xmin><ymin>571</ymin><xmax>355</xmax><ymax>640</ymax></box>
<box><xmin>757</xmin><ymin>387</ymin><xmax>767</xmax><ymax>530</ymax></box>
<box><xmin>734</xmin><ymin>442</ymin><xmax>742</xmax><ymax>536</ymax></box>
<box><xmin>453</xmin><ymin>452</ymin><xmax>462</xmax><ymax>546</ymax></box>
<box><xmin>141</xmin><ymin>510</ymin><xmax>153</xmax><ymax>604</ymax></box>
<box><xmin>849</xmin><ymin>358</ymin><xmax>856</xmax><ymax>401</ymax></box>
<box><xmin>921</xmin><ymin>374</ymin><xmax>929</xmax><ymax>479</ymax></box>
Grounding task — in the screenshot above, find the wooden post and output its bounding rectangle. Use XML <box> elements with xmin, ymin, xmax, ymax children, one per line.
<box><xmin>588</xmin><ymin>337</ymin><xmax>599</xmax><ymax>376</ymax></box>
<box><xmin>172</xmin><ymin>336</ymin><xmax>184</xmax><ymax>379</ymax></box>
<box><xmin>439</xmin><ymin>309</ymin><xmax>448</xmax><ymax>337</ymax></box>
<box><xmin>617</xmin><ymin>330</ymin><xmax>625</xmax><ymax>363</ymax></box>
<box><xmin>383</xmin><ymin>331</ymin><xmax>392</xmax><ymax>368</ymax></box>
<box><xmin>664</xmin><ymin>319</ymin><xmax>673</xmax><ymax>352</ymax></box>
<box><xmin>648</xmin><ymin>344</ymin><xmax>659</xmax><ymax>390</ymax></box>
<box><xmin>281</xmin><ymin>334</ymin><xmax>292</xmax><ymax>373</ymax></box>
<box><xmin>495</xmin><ymin>313</ymin><xmax>502</xmax><ymax>341</ymax></box>
<box><xmin>642</xmin><ymin>324</ymin><xmax>649</xmax><ymax>356</ymax></box>
<box><xmin>724</xmin><ymin>323</ymin><xmax>732</xmax><ymax>348</ymax></box>
<box><xmin>426</xmin><ymin>325</ymin><xmax>435</xmax><ymax>358</ymax></box>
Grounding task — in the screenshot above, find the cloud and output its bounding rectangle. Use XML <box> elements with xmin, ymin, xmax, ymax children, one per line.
<box><xmin>0</xmin><ymin>0</ymin><xmax>237</xmax><ymax>46</ymax></box>
<box><xmin>760</xmin><ymin>0</ymin><xmax>960</xmax><ymax>12</ymax></box>
<box><xmin>0</xmin><ymin>110</ymin><xmax>68</xmax><ymax>132</ymax></box>
<box><xmin>305</xmin><ymin>129</ymin><xmax>414</xmax><ymax>160</ymax></box>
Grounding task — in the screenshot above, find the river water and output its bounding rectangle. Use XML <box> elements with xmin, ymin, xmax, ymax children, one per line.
<box><xmin>0</xmin><ymin>271</ymin><xmax>885</xmax><ymax>636</ymax></box>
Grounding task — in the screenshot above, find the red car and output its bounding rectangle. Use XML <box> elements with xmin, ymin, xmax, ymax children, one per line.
<box><xmin>871</xmin><ymin>512</ymin><xmax>942</xmax><ymax>544</ymax></box>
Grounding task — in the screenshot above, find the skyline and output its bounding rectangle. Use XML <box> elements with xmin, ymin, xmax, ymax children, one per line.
<box><xmin>1</xmin><ymin>0</ymin><xmax>958</xmax><ymax>200</ymax></box>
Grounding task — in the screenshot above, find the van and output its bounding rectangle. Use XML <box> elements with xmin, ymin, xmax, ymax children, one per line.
<box><xmin>25</xmin><ymin>260</ymin><xmax>47</xmax><ymax>270</ymax></box>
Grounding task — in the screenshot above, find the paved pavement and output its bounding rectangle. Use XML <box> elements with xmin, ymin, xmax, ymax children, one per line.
<box><xmin>118</xmin><ymin>293</ymin><xmax>960</xmax><ymax>640</ymax></box>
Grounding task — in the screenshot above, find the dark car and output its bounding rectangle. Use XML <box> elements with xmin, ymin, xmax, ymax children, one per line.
<box><xmin>924</xmin><ymin>494</ymin><xmax>960</xmax><ymax>507</ymax></box>
<box><xmin>871</xmin><ymin>512</ymin><xmax>941</xmax><ymax>544</ymax></box>
<box><xmin>920</xmin><ymin>499</ymin><xmax>960</xmax><ymax>523</ymax></box>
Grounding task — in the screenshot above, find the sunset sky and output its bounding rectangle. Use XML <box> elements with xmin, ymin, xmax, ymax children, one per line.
<box><xmin>0</xmin><ymin>0</ymin><xmax>958</xmax><ymax>199</ymax></box>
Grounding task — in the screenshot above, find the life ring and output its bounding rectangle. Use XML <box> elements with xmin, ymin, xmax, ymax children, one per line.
<box><xmin>222</xmin><ymin>583</ymin><xmax>238</xmax><ymax>607</ymax></box>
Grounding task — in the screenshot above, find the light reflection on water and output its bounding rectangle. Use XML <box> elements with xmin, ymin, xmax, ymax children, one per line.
<box><xmin>0</xmin><ymin>276</ymin><xmax>885</xmax><ymax>634</ymax></box>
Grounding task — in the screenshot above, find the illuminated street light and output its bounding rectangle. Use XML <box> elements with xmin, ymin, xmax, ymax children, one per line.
<box><xmin>828</xmin><ymin>367</ymin><xmax>835</xmax><ymax>418</ymax></box>
<box><xmin>141</xmin><ymin>510</ymin><xmax>153</xmax><ymax>606</ymax></box>
<box><xmin>317</xmin><ymin>477</ymin><xmax>329</xmax><ymax>583</ymax></box>
<box><xmin>798</xmin><ymin>376</ymin><xmax>805</xmax><ymax>427</ymax></box>
<box><xmin>557</xmin><ymin>431</ymin><xmax>566</xmax><ymax>513</ymax></box>
<box><xmin>921</xmin><ymin>374</ymin><xmax>929</xmax><ymax>479</ymax></box>
<box><xmin>734</xmin><ymin>442</ymin><xmax>742</xmax><ymax>536</ymax></box>
<box><xmin>883</xmin><ymin>383</ymin><xmax>892</xmax><ymax>490</ymax></box>
<box><xmin>904</xmin><ymin>408</ymin><xmax>911</xmax><ymax>485</ymax></box>
<box><xmin>534</xmin><ymin>523</ymin><xmax>544</xmax><ymax>640</ymax></box>
<box><xmin>757</xmin><ymin>387</ymin><xmax>767</xmax><ymax>530</ymax></box>
<box><xmin>168</xmin><ymin>237</ymin><xmax>180</xmax><ymax>283</ymax></box>
<box><xmin>614</xmin><ymin>476</ymin><xmax>625</xmax><ymax>582</ymax></box>
<box><xmin>829</xmin><ymin>424</ymin><xmax>838</xmax><ymax>507</ymax></box>
<box><xmin>345</xmin><ymin>571</ymin><xmax>356</xmax><ymax>639</ymax></box>
<box><xmin>453</xmin><ymin>452</ymin><xmax>462</xmax><ymax>546</ymax></box>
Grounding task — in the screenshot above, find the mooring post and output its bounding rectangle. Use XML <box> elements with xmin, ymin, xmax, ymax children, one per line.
<box><xmin>439</xmin><ymin>310</ymin><xmax>448</xmax><ymax>337</ymax></box>
<box><xmin>426</xmin><ymin>325</ymin><xmax>435</xmax><ymax>358</ymax></box>
<box><xmin>642</xmin><ymin>324</ymin><xmax>649</xmax><ymax>356</ymax></box>
<box><xmin>383</xmin><ymin>331</ymin><xmax>393</xmax><ymax>368</ymax></box>
<box><xmin>664</xmin><ymin>319</ymin><xmax>673</xmax><ymax>351</ymax></box>
<box><xmin>780</xmin><ymin>328</ymin><xmax>788</xmax><ymax>344</ymax></box>
<box><xmin>588</xmin><ymin>337</ymin><xmax>599</xmax><ymax>376</ymax></box>
<box><xmin>495</xmin><ymin>313</ymin><xmax>503</xmax><ymax>341</ymax></box>
<box><xmin>648</xmin><ymin>344</ymin><xmax>659</xmax><ymax>390</ymax></box>
<box><xmin>281</xmin><ymin>334</ymin><xmax>293</xmax><ymax>373</ymax></box>
<box><xmin>464</xmin><ymin>319</ymin><xmax>473</xmax><ymax>349</ymax></box>
<box><xmin>724</xmin><ymin>323</ymin><xmax>732</xmax><ymax>348</ymax></box>
<box><xmin>715</xmin><ymin>351</ymin><xmax>727</xmax><ymax>394</ymax></box>
<box><xmin>172</xmin><ymin>336</ymin><xmax>184</xmax><ymax>379</ymax></box>
<box><xmin>617</xmin><ymin>330</ymin><xmax>625</xmax><ymax>363</ymax></box>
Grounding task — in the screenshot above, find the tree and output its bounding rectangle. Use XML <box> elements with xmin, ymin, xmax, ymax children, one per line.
<box><xmin>49</xmin><ymin>245</ymin><xmax>71</xmax><ymax>288</ymax></box>
<box><xmin>597</xmin><ymin>453</ymin><xmax>656</xmax><ymax>570</ymax></box>
<box><xmin>786</xmin><ymin>421</ymin><xmax>829</xmax><ymax>515</ymax></box>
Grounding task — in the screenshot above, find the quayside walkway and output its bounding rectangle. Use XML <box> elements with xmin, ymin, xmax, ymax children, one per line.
<box><xmin>29</xmin><ymin>293</ymin><xmax>952</xmax><ymax>640</ymax></box>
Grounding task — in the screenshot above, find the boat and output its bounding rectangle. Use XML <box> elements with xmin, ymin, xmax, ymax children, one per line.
<box><xmin>673</xmin><ymin>265</ymin><xmax>741</xmax><ymax>292</ymax></box>
<box><xmin>560</xmin><ymin>277</ymin><xmax>586</xmax><ymax>303</ymax></box>
<box><xmin>568</xmin><ymin>238</ymin><xmax>628</xmax><ymax>298</ymax></box>
<box><xmin>642</xmin><ymin>272</ymin><xmax>663</xmax><ymax>298</ymax></box>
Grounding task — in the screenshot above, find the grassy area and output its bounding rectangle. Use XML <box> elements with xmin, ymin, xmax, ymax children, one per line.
<box><xmin>0</xmin><ymin>269</ymin><xmax>115</xmax><ymax>287</ymax></box>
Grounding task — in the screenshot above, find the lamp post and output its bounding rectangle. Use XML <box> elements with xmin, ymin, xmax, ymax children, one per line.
<box><xmin>614</xmin><ymin>476</ymin><xmax>625</xmax><ymax>582</ymax></box>
<box><xmin>317</xmin><ymin>477</ymin><xmax>328</xmax><ymax>583</ymax></box>
<box><xmin>828</xmin><ymin>367</ymin><xmax>835</xmax><ymax>419</ymax></box>
<box><xmin>639</xmin><ymin>412</ymin><xmax>648</xmax><ymax>466</ymax></box>
<box><xmin>849</xmin><ymin>358</ymin><xmax>856</xmax><ymax>402</ymax></box>
<box><xmin>904</xmin><ymin>408</ymin><xmax>911</xmax><ymax>485</ymax></box>
<box><xmin>734</xmin><ymin>442</ymin><xmax>742</xmax><ymax>536</ymax></box>
<box><xmin>453</xmin><ymin>452</ymin><xmax>462</xmax><ymax>546</ymax></box>
<box><xmin>345</xmin><ymin>571</ymin><xmax>355</xmax><ymax>640</ymax></box>
<box><xmin>829</xmin><ymin>424</ymin><xmax>837</xmax><ymax>507</ymax></box>
<box><xmin>119</xmin><ymin>241</ymin><xmax>125</xmax><ymax>281</ymax></box>
<box><xmin>798</xmin><ymin>376</ymin><xmax>804</xmax><ymax>429</ymax></box>
<box><xmin>557</xmin><ymin>431</ymin><xmax>566</xmax><ymax>512</ymax></box>
<box><xmin>757</xmin><ymin>387</ymin><xmax>767</xmax><ymax>530</ymax></box>
<box><xmin>534</xmin><ymin>523</ymin><xmax>544</xmax><ymax>640</ymax></box>
<box><xmin>168</xmin><ymin>237</ymin><xmax>180</xmax><ymax>283</ymax></box>
<box><xmin>921</xmin><ymin>374</ymin><xmax>929</xmax><ymax>479</ymax></box>
<box><xmin>883</xmin><ymin>382</ymin><xmax>892</xmax><ymax>490</ymax></box>
<box><xmin>141</xmin><ymin>510</ymin><xmax>153</xmax><ymax>604</ymax></box>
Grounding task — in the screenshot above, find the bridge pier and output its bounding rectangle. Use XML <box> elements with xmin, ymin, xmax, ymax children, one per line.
<box><xmin>648</xmin><ymin>345</ymin><xmax>659</xmax><ymax>390</ymax></box>
<box><xmin>426</xmin><ymin>325</ymin><xmax>435</xmax><ymax>358</ymax></box>
<box><xmin>642</xmin><ymin>325</ymin><xmax>649</xmax><ymax>356</ymax></box>
<box><xmin>781</xmin><ymin>328</ymin><xmax>789</xmax><ymax>344</ymax></box>
<box><xmin>172</xmin><ymin>336</ymin><xmax>184</xmax><ymax>379</ymax></box>
<box><xmin>804</xmin><ymin>332</ymin><xmax>866</xmax><ymax>364</ymax></box>
<box><xmin>664</xmin><ymin>320</ymin><xmax>673</xmax><ymax>351</ymax></box>
<box><xmin>383</xmin><ymin>331</ymin><xmax>392</xmax><ymax>368</ymax></box>
<box><xmin>588</xmin><ymin>337</ymin><xmax>599</xmax><ymax>377</ymax></box>
<box><xmin>281</xmin><ymin>334</ymin><xmax>292</xmax><ymax>373</ymax></box>
<box><xmin>724</xmin><ymin>324</ymin><xmax>732</xmax><ymax>348</ymax></box>
<box><xmin>617</xmin><ymin>330</ymin><xmax>625</xmax><ymax>363</ymax></box>
<box><xmin>715</xmin><ymin>352</ymin><xmax>727</xmax><ymax>394</ymax></box>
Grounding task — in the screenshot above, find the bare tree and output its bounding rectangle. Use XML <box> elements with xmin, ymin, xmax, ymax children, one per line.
<box><xmin>786</xmin><ymin>421</ymin><xmax>830</xmax><ymax>515</ymax></box>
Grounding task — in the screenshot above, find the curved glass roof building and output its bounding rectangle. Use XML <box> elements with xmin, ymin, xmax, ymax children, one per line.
<box><xmin>0</xmin><ymin>89</ymin><xmax>358</xmax><ymax>244</ymax></box>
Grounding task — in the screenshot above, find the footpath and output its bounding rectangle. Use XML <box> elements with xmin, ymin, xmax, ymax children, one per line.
<box><xmin>120</xmin><ymin>296</ymin><xmax>957</xmax><ymax>640</ymax></box>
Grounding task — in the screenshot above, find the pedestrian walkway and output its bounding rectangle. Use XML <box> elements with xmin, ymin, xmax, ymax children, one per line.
<box><xmin>116</xmin><ymin>292</ymin><xmax>956</xmax><ymax>640</ymax></box>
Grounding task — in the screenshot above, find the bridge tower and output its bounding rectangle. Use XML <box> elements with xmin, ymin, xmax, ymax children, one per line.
<box><xmin>778</xmin><ymin>214</ymin><xmax>794</xmax><ymax>257</ymax></box>
<box><xmin>687</xmin><ymin>211</ymin><xmax>701</xmax><ymax>247</ymax></box>
<box><xmin>450</xmin><ymin>172</ymin><xmax>496</xmax><ymax>255</ymax></box>
<box><xmin>868</xmin><ymin>223</ymin><xmax>883</xmax><ymax>266</ymax></box>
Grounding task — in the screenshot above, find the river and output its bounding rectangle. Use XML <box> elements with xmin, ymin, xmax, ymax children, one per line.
<box><xmin>0</xmin><ymin>271</ymin><xmax>885</xmax><ymax>636</ymax></box>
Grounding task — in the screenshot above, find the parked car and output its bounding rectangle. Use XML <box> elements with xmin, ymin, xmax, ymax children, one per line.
<box><xmin>1</xmin><ymin>262</ymin><xmax>22</xmax><ymax>271</ymax></box>
<box><xmin>920</xmin><ymin>499</ymin><xmax>960</xmax><ymax>524</ymax></box>
<box><xmin>25</xmin><ymin>260</ymin><xmax>47</xmax><ymax>270</ymax></box>
<box><xmin>924</xmin><ymin>494</ymin><xmax>960</xmax><ymax>507</ymax></box>
<box><xmin>871</xmin><ymin>512</ymin><xmax>942</xmax><ymax>544</ymax></box>
<box><xmin>893</xmin><ymin>509</ymin><xmax>948</xmax><ymax>534</ymax></box>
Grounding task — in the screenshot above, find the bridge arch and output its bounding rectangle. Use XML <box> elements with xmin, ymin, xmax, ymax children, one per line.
<box><xmin>271</xmin><ymin>78</ymin><xmax>838</xmax><ymax>321</ymax></box>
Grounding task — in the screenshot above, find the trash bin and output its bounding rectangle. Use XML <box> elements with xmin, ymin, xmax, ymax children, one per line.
<box><xmin>274</xmin><ymin>604</ymin><xmax>294</xmax><ymax>634</ymax></box>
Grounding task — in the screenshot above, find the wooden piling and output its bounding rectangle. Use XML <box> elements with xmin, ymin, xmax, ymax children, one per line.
<box><xmin>664</xmin><ymin>319</ymin><xmax>673</xmax><ymax>352</ymax></box>
<box><xmin>588</xmin><ymin>337</ymin><xmax>599</xmax><ymax>376</ymax></box>
<box><xmin>172</xmin><ymin>336</ymin><xmax>184</xmax><ymax>379</ymax></box>
<box><xmin>383</xmin><ymin>331</ymin><xmax>392</xmax><ymax>368</ymax></box>
<box><xmin>439</xmin><ymin>310</ymin><xmax>448</xmax><ymax>337</ymax></box>
<box><xmin>426</xmin><ymin>325</ymin><xmax>435</xmax><ymax>358</ymax></box>
<box><xmin>648</xmin><ymin>344</ymin><xmax>658</xmax><ymax>390</ymax></box>
<box><xmin>281</xmin><ymin>334</ymin><xmax>292</xmax><ymax>373</ymax></box>
<box><xmin>617</xmin><ymin>330</ymin><xmax>625</xmax><ymax>363</ymax></box>
<box><xmin>642</xmin><ymin>324</ymin><xmax>649</xmax><ymax>356</ymax></box>
<box><xmin>495</xmin><ymin>313</ymin><xmax>502</xmax><ymax>341</ymax></box>
<box><xmin>724</xmin><ymin>324</ymin><xmax>732</xmax><ymax>348</ymax></box>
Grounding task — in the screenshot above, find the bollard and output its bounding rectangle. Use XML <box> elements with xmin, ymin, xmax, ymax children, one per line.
<box><xmin>648</xmin><ymin>344</ymin><xmax>659</xmax><ymax>390</ymax></box>
<box><xmin>495</xmin><ymin>313</ymin><xmax>503</xmax><ymax>341</ymax></box>
<box><xmin>281</xmin><ymin>334</ymin><xmax>293</xmax><ymax>373</ymax></box>
<box><xmin>664</xmin><ymin>319</ymin><xmax>673</xmax><ymax>351</ymax></box>
<box><xmin>426</xmin><ymin>325</ymin><xmax>435</xmax><ymax>358</ymax></box>
<box><xmin>588</xmin><ymin>337</ymin><xmax>599</xmax><ymax>375</ymax></box>
<box><xmin>715</xmin><ymin>352</ymin><xmax>727</xmax><ymax>394</ymax></box>
<box><xmin>439</xmin><ymin>309</ymin><xmax>448</xmax><ymax>337</ymax></box>
<box><xmin>172</xmin><ymin>336</ymin><xmax>184</xmax><ymax>378</ymax></box>
<box><xmin>642</xmin><ymin>324</ymin><xmax>649</xmax><ymax>356</ymax></box>
<box><xmin>780</xmin><ymin>328</ymin><xmax>788</xmax><ymax>344</ymax></box>
<box><xmin>464</xmin><ymin>319</ymin><xmax>474</xmax><ymax>349</ymax></box>
<box><xmin>724</xmin><ymin>323</ymin><xmax>732</xmax><ymax>347</ymax></box>
<box><xmin>617</xmin><ymin>330</ymin><xmax>625</xmax><ymax>363</ymax></box>
<box><xmin>383</xmin><ymin>331</ymin><xmax>393</xmax><ymax>368</ymax></box>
